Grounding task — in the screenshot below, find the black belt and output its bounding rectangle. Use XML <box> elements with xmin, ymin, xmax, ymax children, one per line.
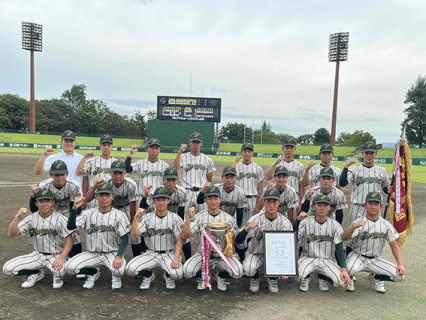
<box><xmin>39</xmin><ymin>252</ymin><xmax>53</xmax><ymax>255</ymax></box>
<box><xmin>187</xmin><ymin>187</ymin><xmax>201</xmax><ymax>192</ymax></box>
<box><xmin>246</xmin><ymin>195</ymin><xmax>257</xmax><ymax>198</ymax></box>
<box><xmin>361</xmin><ymin>254</ymin><xmax>376</xmax><ymax>259</ymax></box>
<box><xmin>157</xmin><ymin>250</ymin><xmax>172</xmax><ymax>254</ymax></box>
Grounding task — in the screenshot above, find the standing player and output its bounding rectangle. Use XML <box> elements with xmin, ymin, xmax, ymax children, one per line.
<box><xmin>302</xmin><ymin>144</ymin><xmax>342</xmax><ymax>190</ymax></box>
<box><xmin>265</xmin><ymin>137</ymin><xmax>305</xmax><ymax>213</ymax></box>
<box><xmin>182</xmin><ymin>186</ymin><xmax>242</xmax><ymax>291</ymax></box>
<box><xmin>301</xmin><ymin>167</ymin><xmax>347</xmax><ymax>224</ymax></box>
<box><xmin>75</xmin><ymin>134</ymin><xmax>116</xmax><ymax>207</ymax></box>
<box><xmin>34</xmin><ymin>130</ymin><xmax>84</xmax><ymax>195</ymax></box>
<box><xmin>256</xmin><ymin>166</ymin><xmax>298</xmax><ymax>223</ymax></box>
<box><xmin>232</xmin><ymin>142</ymin><xmax>264</xmax><ymax>223</ymax></box>
<box><xmin>236</xmin><ymin>188</ymin><xmax>293</xmax><ymax>293</ymax></box>
<box><xmin>126</xmin><ymin>188</ymin><xmax>184</xmax><ymax>290</ymax></box>
<box><xmin>342</xmin><ymin>192</ymin><xmax>406</xmax><ymax>293</ymax></box>
<box><xmin>295</xmin><ymin>195</ymin><xmax>351</xmax><ymax>292</ymax></box>
<box><xmin>66</xmin><ymin>183</ymin><xmax>130</xmax><ymax>290</ymax></box>
<box><xmin>339</xmin><ymin>141</ymin><xmax>391</xmax><ymax>225</ymax></box>
<box><xmin>173</xmin><ymin>132</ymin><xmax>216</xmax><ymax>214</ymax></box>
<box><xmin>3</xmin><ymin>188</ymin><xmax>73</xmax><ymax>289</ymax></box>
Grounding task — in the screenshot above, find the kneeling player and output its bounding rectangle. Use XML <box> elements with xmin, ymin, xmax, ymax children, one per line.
<box><xmin>126</xmin><ymin>187</ymin><xmax>184</xmax><ymax>290</ymax></box>
<box><xmin>342</xmin><ymin>192</ymin><xmax>406</xmax><ymax>293</ymax></box>
<box><xmin>3</xmin><ymin>188</ymin><xmax>73</xmax><ymax>289</ymax></box>
<box><xmin>236</xmin><ymin>188</ymin><xmax>293</xmax><ymax>293</ymax></box>
<box><xmin>66</xmin><ymin>183</ymin><xmax>130</xmax><ymax>289</ymax></box>
<box><xmin>295</xmin><ymin>195</ymin><xmax>351</xmax><ymax>292</ymax></box>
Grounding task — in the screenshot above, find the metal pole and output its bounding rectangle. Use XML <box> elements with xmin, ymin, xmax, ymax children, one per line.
<box><xmin>252</xmin><ymin>108</ymin><xmax>254</xmax><ymax>144</ymax></box>
<box><xmin>30</xmin><ymin>50</ymin><xmax>36</xmax><ymax>134</ymax></box>
<box><xmin>190</xmin><ymin>73</ymin><xmax>192</xmax><ymax>97</ymax></box>
<box><xmin>244</xmin><ymin>109</ymin><xmax>246</xmax><ymax>143</ymax></box>
<box><xmin>330</xmin><ymin>60</ymin><xmax>340</xmax><ymax>146</ymax></box>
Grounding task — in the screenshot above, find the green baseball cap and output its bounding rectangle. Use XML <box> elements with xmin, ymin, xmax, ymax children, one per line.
<box><xmin>222</xmin><ymin>166</ymin><xmax>237</xmax><ymax>176</ymax></box>
<box><xmin>190</xmin><ymin>132</ymin><xmax>203</xmax><ymax>142</ymax></box>
<box><xmin>319</xmin><ymin>144</ymin><xmax>334</xmax><ymax>153</ymax></box>
<box><xmin>205</xmin><ymin>185</ymin><xmax>221</xmax><ymax>197</ymax></box>
<box><xmin>110</xmin><ymin>160</ymin><xmax>126</xmax><ymax>172</ymax></box>
<box><xmin>365</xmin><ymin>191</ymin><xmax>382</xmax><ymax>203</ymax></box>
<box><xmin>35</xmin><ymin>188</ymin><xmax>54</xmax><ymax>200</ymax></box>
<box><xmin>146</xmin><ymin>138</ymin><xmax>161</xmax><ymax>147</ymax></box>
<box><xmin>50</xmin><ymin>160</ymin><xmax>68</xmax><ymax>174</ymax></box>
<box><xmin>61</xmin><ymin>130</ymin><xmax>76</xmax><ymax>141</ymax></box>
<box><xmin>241</xmin><ymin>142</ymin><xmax>254</xmax><ymax>151</ymax></box>
<box><xmin>163</xmin><ymin>167</ymin><xmax>179</xmax><ymax>179</ymax></box>
<box><xmin>95</xmin><ymin>182</ymin><xmax>114</xmax><ymax>194</ymax></box>
<box><xmin>319</xmin><ymin>167</ymin><xmax>334</xmax><ymax>178</ymax></box>
<box><xmin>282</xmin><ymin>137</ymin><xmax>297</xmax><ymax>147</ymax></box>
<box><xmin>264</xmin><ymin>188</ymin><xmax>281</xmax><ymax>200</ymax></box>
<box><xmin>100</xmin><ymin>134</ymin><xmax>113</xmax><ymax>144</ymax></box>
<box><xmin>362</xmin><ymin>141</ymin><xmax>378</xmax><ymax>153</ymax></box>
<box><xmin>152</xmin><ymin>187</ymin><xmax>171</xmax><ymax>199</ymax></box>
<box><xmin>313</xmin><ymin>194</ymin><xmax>331</xmax><ymax>205</ymax></box>
<box><xmin>274</xmin><ymin>165</ymin><xmax>288</xmax><ymax>176</ymax></box>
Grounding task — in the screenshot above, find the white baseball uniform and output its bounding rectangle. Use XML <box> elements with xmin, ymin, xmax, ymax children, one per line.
<box><xmin>308</xmin><ymin>164</ymin><xmax>342</xmax><ymax>188</ymax></box>
<box><xmin>103</xmin><ymin>176</ymin><xmax>138</xmax><ymax>220</ymax></box>
<box><xmin>260</xmin><ymin>184</ymin><xmax>298</xmax><ymax>219</ymax></box>
<box><xmin>302</xmin><ymin>186</ymin><xmax>347</xmax><ymax>219</ymax></box>
<box><xmin>214</xmin><ymin>183</ymin><xmax>247</xmax><ymax>217</ymax></box>
<box><xmin>270</xmin><ymin>159</ymin><xmax>305</xmax><ymax>196</ymax></box>
<box><xmin>130</xmin><ymin>158</ymin><xmax>169</xmax><ymax>197</ymax></box>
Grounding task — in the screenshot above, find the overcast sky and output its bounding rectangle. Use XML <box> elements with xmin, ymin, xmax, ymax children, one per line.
<box><xmin>1</xmin><ymin>0</ymin><xmax>425</xmax><ymax>143</ymax></box>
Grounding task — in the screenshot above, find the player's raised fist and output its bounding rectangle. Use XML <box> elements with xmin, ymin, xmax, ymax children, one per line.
<box><xmin>297</xmin><ymin>211</ymin><xmax>308</xmax><ymax>220</ymax></box>
<box><xmin>84</xmin><ymin>151</ymin><xmax>94</xmax><ymax>158</ymax></box>
<box><xmin>15</xmin><ymin>207</ymin><xmax>28</xmax><ymax>219</ymax></box>
<box><xmin>354</xmin><ymin>219</ymin><xmax>366</xmax><ymax>228</ymax></box>
<box><xmin>307</xmin><ymin>187</ymin><xmax>316</xmax><ymax>200</ymax></box>
<box><xmin>245</xmin><ymin>220</ymin><xmax>258</xmax><ymax>232</ymax></box>
<box><xmin>267</xmin><ymin>181</ymin><xmax>274</xmax><ymax>190</ymax></box>
<box><xmin>307</xmin><ymin>161</ymin><xmax>316</xmax><ymax>170</ymax></box>
<box><xmin>44</xmin><ymin>147</ymin><xmax>54</xmax><ymax>156</ymax></box>
<box><xmin>345</xmin><ymin>158</ymin><xmax>356</xmax><ymax>167</ymax></box>
<box><xmin>135</xmin><ymin>208</ymin><xmax>145</xmax><ymax>220</ymax></box>
<box><xmin>130</xmin><ymin>144</ymin><xmax>139</xmax><ymax>154</ymax></box>
<box><xmin>179</xmin><ymin>144</ymin><xmax>188</xmax><ymax>153</ymax></box>
<box><xmin>73</xmin><ymin>197</ymin><xmax>85</xmax><ymax>209</ymax></box>
<box><xmin>277</xmin><ymin>155</ymin><xmax>284</xmax><ymax>162</ymax></box>
<box><xmin>30</xmin><ymin>184</ymin><xmax>39</xmax><ymax>197</ymax></box>
<box><xmin>144</xmin><ymin>185</ymin><xmax>152</xmax><ymax>196</ymax></box>
<box><xmin>235</xmin><ymin>155</ymin><xmax>242</xmax><ymax>162</ymax></box>
<box><xmin>95</xmin><ymin>178</ymin><xmax>104</xmax><ymax>186</ymax></box>
<box><xmin>202</xmin><ymin>181</ymin><xmax>212</xmax><ymax>192</ymax></box>
<box><xmin>188</xmin><ymin>207</ymin><xmax>197</xmax><ymax>218</ymax></box>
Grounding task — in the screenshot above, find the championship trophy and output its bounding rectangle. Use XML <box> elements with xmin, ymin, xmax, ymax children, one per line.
<box><xmin>207</xmin><ymin>222</ymin><xmax>233</xmax><ymax>258</ymax></box>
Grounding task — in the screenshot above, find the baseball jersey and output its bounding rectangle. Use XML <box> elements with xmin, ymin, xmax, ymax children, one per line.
<box><xmin>44</xmin><ymin>150</ymin><xmax>84</xmax><ymax>194</ymax></box>
<box><xmin>190</xmin><ymin>210</ymin><xmax>239</xmax><ymax>252</ymax></box>
<box><xmin>179</xmin><ymin>153</ymin><xmax>216</xmax><ymax>189</ymax></box>
<box><xmin>76</xmin><ymin>207</ymin><xmax>130</xmax><ymax>253</ymax></box>
<box><xmin>347</xmin><ymin>164</ymin><xmax>390</xmax><ymax>205</ymax></box>
<box><xmin>308</xmin><ymin>164</ymin><xmax>342</xmax><ymax>188</ymax></box>
<box><xmin>347</xmin><ymin>217</ymin><xmax>400</xmax><ymax>258</ymax></box>
<box><xmin>235</xmin><ymin>162</ymin><xmax>264</xmax><ymax>196</ymax></box>
<box><xmin>137</xmin><ymin>211</ymin><xmax>184</xmax><ymax>252</ymax></box>
<box><xmin>38</xmin><ymin>178</ymin><xmax>81</xmax><ymax>217</ymax></box>
<box><xmin>302</xmin><ymin>186</ymin><xmax>347</xmax><ymax>218</ymax></box>
<box><xmin>261</xmin><ymin>184</ymin><xmax>298</xmax><ymax>216</ymax></box>
<box><xmin>298</xmin><ymin>216</ymin><xmax>344</xmax><ymax>259</ymax></box>
<box><xmin>243</xmin><ymin>213</ymin><xmax>293</xmax><ymax>254</ymax></box>
<box><xmin>271</xmin><ymin>160</ymin><xmax>305</xmax><ymax>195</ymax></box>
<box><xmin>84</xmin><ymin>155</ymin><xmax>117</xmax><ymax>188</ymax></box>
<box><xmin>104</xmin><ymin>176</ymin><xmax>137</xmax><ymax>219</ymax></box>
<box><xmin>131</xmin><ymin>158</ymin><xmax>169</xmax><ymax>195</ymax></box>
<box><xmin>146</xmin><ymin>184</ymin><xmax>187</xmax><ymax>213</ymax></box>
<box><xmin>215</xmin><ymin>183</ymin><xmax>247</xmax><ymax>217</ymax></box>
<box><xmin>18</xmin><ymin>211</ymin><xmax>73</xmax><ymax>254</ymax></box>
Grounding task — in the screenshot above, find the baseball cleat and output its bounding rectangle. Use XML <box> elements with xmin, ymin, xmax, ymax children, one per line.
<box><xmin>346</xmin><ymin>278</ymin><xmax>355</xmax><ymax>292</ymax></box>
<box><xmin>163</xmin><ymin>273</ymin><xmax>176</xmax><ymax>290</ymax></box>
<box><xmin>52</xmin><ymin>275</ymin><xmax>64</xmax><ymax>289</ymax></box>
<box><xmin>266</xmin><ymin>278</ymin><xmax>279</xmax><ymax>294</ymax></box>
<box><xmin>318</xmin><ymin>279</ymin><xmax>330</xmax><ymax>292</ymax></box>
<box><xmin>140</xmin><ymin>273</ymin><xmax>156</xmax><ymax>290</ymax></box>
<box><xmin>299</xmin><ymin>276</ymin><xmax>310</xmax><ymax>292</ymax></box>
<box><xmin>21</xmin><ymin>270</ymin><xmax>45</xmax><ymax>288</ymax></box>
<box><xmin>215</xmin><ymin>274</ymin><xmax>229</xmax><ymax>291</ymax></box>
<box><xmin>83</xmin><ymin>270</ymin><xmax>101</xmax><ymax>289</ymax></box>
<box><xmin>76</xmin><ymin>274</ymin><xmax>86</xmax><ymax>279</ymax></box>
<box><xmin>369</xmin><ymin>274</ymin><xmax>385</xmax><ymax>293</ymax></box>
<box><xmin>196</xmin><ymin>278</ymin><xmax>206</xmax><ymax>290</ymax></box>
<box><xmin>249</xmin><ymin>278</ymin><xmax>260</xmax><ymax>293</ymax></box>
<box><xmin>111</xmin><ymin>276</ymin><xmax>122</xmax><ymax>289</ymax></box>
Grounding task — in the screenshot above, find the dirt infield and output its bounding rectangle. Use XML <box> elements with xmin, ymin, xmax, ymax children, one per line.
<box><xmin>0</xmin><ymin>153</ymin><xmax>424</xmax><ymax>320</ymax></box>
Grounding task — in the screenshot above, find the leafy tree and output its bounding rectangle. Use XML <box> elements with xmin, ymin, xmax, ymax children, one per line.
<box><xmin>219</xmin><ymin>122</ymin><xmax>253</xmax><ymax>143</ymax></box>
<box><xmin>402</xmin><ymin>75</ymin><xmax>426</xmax><ymax>148</ymax></box>
<box><xmin>0</xmin><ymin>107</ymin><xmax>12</xmax><ymax>129</ymax></box>
<box><xmin>298</xmin><ymin>134</ymin><xmax>314</xmax><ymax>145</ymax></box>
<box><xmin>314</xmin><ymin>128</ymin><xmax>331</xmax><ymax>145</ymax></box>
<box><xmin>145</xmin><ymin>110</ymin><xmax>157</xmax><ymax>121</ymax></box>
<box><xmin>343</xmin><ymin>130</ymin><xmax>376</xmax><ymax>146</ymax></box>
<box><xmin>336</xmin><ymin>132</ymin><xmax>351</xmax><ymax>145</ymax></box>
<box><xmin>132</xmin><ymin>110</ymin><xmax>147</xmax><ymax>138</ymax></box>
<box><xmin>0</xmin><ymin>94</ymin><xmax>29</xmax><ymax>131</ymax></box>
<box><xmin>261</xmin><ymin>121</ymin><xmax>272</xmax><ymax>132</ymax></box>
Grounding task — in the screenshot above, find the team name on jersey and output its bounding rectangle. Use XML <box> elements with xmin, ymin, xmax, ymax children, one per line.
<box><xmin>312</xmin><ymin>176</ymin><xmax>320</xmax><ymax>184</ymax></box>
<box><xmin>307</xmin><ymin>234</ymin><xmax>333</xmax><ymax>243</ymax></box>
<box><xmin>184</xmin><ymin>164</ymin><xmax>206</xmax><ymax>172</ymax></box>
<box><xmin>93</xmin><ymin>167</ymin><xmax>111</xmax><ymax>175</ymax></box>
<box><xmin>237</xmin><ymin>172</ymin><xmax>258</xmax><ymax>180</ymax></box>
<box><xmin>140</xmin><ymin>170</ymin><xmax>163</xmax><ymax>178</ymax></box>
<box><xmin>29</xmin><ymin>228</ymin><xmax>58</xmax><ymax>237</ymax></box>
<box><xmin>87</xmin><ymin>224</ymin><xmax>116</xmax><ymax>235</ymax></box>
<box><xmin>221</xmin><ymin>201</ymin><xmax>238</xmax><ymax>208</ymax></box>
<box><xmin>146</xmin><ymin>227</ymin><xmax>174</xmax><ymax>237</ymax></box>
<box><xmin>355</xmin><ymin>176</ymin><xmax>382</xmax><ymax>186</ymax></box>
<box><xmin>360</xmin><ymin>231</ymin><xmax>386</xmax><ymax>240</ymax></box>
<box><xmin>287</xmin><ymin>170</ymin><xmax>298</xmax><ymax>178</ymax></box>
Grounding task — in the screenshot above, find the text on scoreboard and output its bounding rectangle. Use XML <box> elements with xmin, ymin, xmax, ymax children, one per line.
<box><xmin>157</xmin><ymin>96</ymin><xmax>221</xmax><ymax>122</ymax></box>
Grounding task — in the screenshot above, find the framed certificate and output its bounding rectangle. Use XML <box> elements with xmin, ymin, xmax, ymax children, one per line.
<box><xmin>263</xmin><ymin>231</ymin><xmax>298</xmax><ymax>277</ymax></box>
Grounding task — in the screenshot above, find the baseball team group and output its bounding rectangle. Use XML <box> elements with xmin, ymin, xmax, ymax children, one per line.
<box><xmin>3</xmin><ymin>130</ymin><xmax>406</xmax><ymax>295</ymax></box>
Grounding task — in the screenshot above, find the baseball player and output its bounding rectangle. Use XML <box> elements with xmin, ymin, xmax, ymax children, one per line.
<box><xmin>34</xmin><ymin>130</ymin><xmax>84</xmax><ymax>195</ymax></box>
<box><xmin>196</xmin><ymin>166</ymin><xmax>246</xmax><ymax>228</ymax></box>
<box><xmin>182</xmin><ymin>186</ymin><xmax>242</xmax><ymax>291</ymax></box>
<box><xmin>232</xmin><ymin>142</ymin><xmax>264</xmax><ymax>223</ymax></box>
<box><xmin>339</xmin><ymin>141</ymin><xmax>392</xmax><ymax>225</ymax></box>
<box><xmin>342</xmin><ymin>192</ymin><xmax>406</xmax><ymax>293</ymax></box>
<box><xmin>295</xmin><ymin>195</ymin><xmax>351</xmax><ymax>292</ymax></box>
<box><xmin>75</xmin><ymin>134</ymin><xmax>116</xmax><ymax>207</ymax></box>
<box><xmin>126</xmin><ymin>188</ymin><xmax>184</xmax><ymax>290</ymax></box>
<box><xmin>236</xmin><ymin>188</ymin><xmax>293</xmax><ymax>293</ymax></box>
<box><xmin>301</xmin><ymin>167</ymin><xmax>347</xmax><ymax>224</ymax></box>
<box><xmin>173</xmin><ymin>132</ymin><xmax>216</xmax><ymax>215</ymax></box>
<box><xmin>84</xmin><ymin>160</ymin><xmax>139</xmax><ymax>256</ymax></box>
<box><xmin>3</xmin><ymin>188</ymin><xmax>73</xmax><ymax>289</ymax></box>
<box><xmin>125</xmin><ymin>138</ymin><xmax>169</xmax><ymax>199</ymax></box>
<box><xmin>302</xmin><ymin>143</ymin><xmax>342</xmax><ymax>190</ymax></box>
<box><xmin>256</xmin><ymin>166</ymin><xmax>298</xmax><ymax>223</ymax></box>
<box><xmin>66</xmin><ymin>183</ymin><xmax>130</xmax><ymax>290</ymax></box>
<box><xmin>265</xmin><ymin>137</ymin><xmax>305</xmax><ymax>214</ymax></box>
<box><xmin>29</xmin><ymin>160</ymin><xmax>82</xmax><ymax>258</ymax></box>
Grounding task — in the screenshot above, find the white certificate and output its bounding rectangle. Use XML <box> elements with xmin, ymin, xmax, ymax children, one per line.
<box><xmin>263</xmin><ymin>231</ymin><xmax>298</xmax><ymax>277</ymax></box>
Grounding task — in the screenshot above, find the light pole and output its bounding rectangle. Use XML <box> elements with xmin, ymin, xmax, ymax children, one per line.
<box><xmin>22</xmin><ymin>22</ymin><xmax>43</xmax><ymax>134</ymax></box>
<box><xmin>328</xmin><ymin>32</ymin><xmax>349</xmax><ymax>146</ymax></box>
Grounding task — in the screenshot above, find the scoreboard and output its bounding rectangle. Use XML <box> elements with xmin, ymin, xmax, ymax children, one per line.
<box><xmin>157</xmin><ymin>96</ymin><xmax>221</xmax><ymax>122</ymax></box>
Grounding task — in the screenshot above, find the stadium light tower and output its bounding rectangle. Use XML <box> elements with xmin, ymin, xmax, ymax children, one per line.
<box><xmin>328</xmin><ymin>32</ymin><xmax>349</xmax><ymax>146</ymax></box>
<box><xmin>22</xmin><ymin>22</ymin><xmax>43</xmax><ymax>134</ymax></box>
